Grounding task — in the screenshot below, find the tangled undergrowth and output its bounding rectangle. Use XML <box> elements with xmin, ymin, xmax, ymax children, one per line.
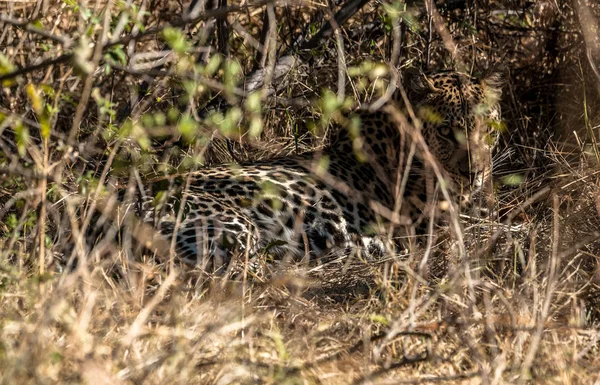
<box><xmin>1</xmin><ymin>0</ymin><xmax>600</xmax><ymax>383</ymax></box>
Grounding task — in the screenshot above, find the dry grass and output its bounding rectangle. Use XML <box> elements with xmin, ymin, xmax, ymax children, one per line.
<box><xmin>1</xmin><ymin>0</ymin><xmax>600</xmax><ymax>384</ymax></box>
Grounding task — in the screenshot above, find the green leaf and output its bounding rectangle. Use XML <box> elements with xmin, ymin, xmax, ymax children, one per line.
<box><xmin>249</xmin><ymin>117</ymin><xmax>263</xmax><ymax>138</ymax></box>
<box><xmin>178</xmin><ymin>115</ymin><xmax>198</xmax><ymax>142</ymax></box>
<box><xmin>204</xmin><ymin>54</ymin><xmax>222</xmax><ymax>76</ymax></box>
<box><xmin>501</xmin><ymin>174</ymin><xmax>525</xmax><ymax>186</ymax></box>
<box><xmin>0</xmin><ymin>54</ymin><xmax>16</xmax><ymax>86</ymax></box>
<box><xmin>49</xmin><ymin>351</ymin><xmax>63</xmax><ymax>364</ymax></box>
<box><xmin>15</xmin><ymin>122</ymin><xmax>29</xmax><ymax>158</ymax></box>
<box><xmin>418</xmin><ymin>106</ymin><xmax>443</xmax><ymax>124</ymax></box>
<box><xmin>245</xmin><ymin>92</ymin><xmax>262</xmax><ymax>113</ymax></box>
<box><xmin>153</xmin><ymin>112</ymin><xmax>166</xmax><ymax>127</ymax></box>
<box><xmin>26</xmin><ymin>84</ymin><xmax>44</xmax><ymax>115</ymax></box>
<box><xmin>382</xmin><ymin>0</ymin><xmax>406</xmax><ymax>23</ymax></box>
<box><xmin>40</xmin><ymin>119</ymin><xmax>51</xmax><ymax>140</ymax></box>
<box><xmin>106</xmin><ymin>45</ymin><xmax>127</xmax><ymax>65</ymax></box>
<box><xmin>31</xmin><ymin>20</ymin><xmax>44</xmax><ymax>29</ymax></box>
<box><xmin>223</xmin><ymin>58</ymin><xmax>242</xmax><ymax>93</ymax></box>
<box><xmin>130</xmin><ymin>123</ymin><xmax>150</xmax><ymax>150</ymax></box>
<box><xmin>73</xmin><ymin>36</ymin><xmax>93</xmax><ymax>76</ymax></box>
<box><xmin>163</xmin><ymin>27</ymin><xmax>189</xmax><ymax>54</ymax></box>
<box><xmin>369</xmin><ymin>314</ymin><xmax>390</xmax><ymax>326</ymax></box>
<box><xmin>209</xmin><ymin>107</ymin><xmax>242</xmax><ymax>138</ymax></box>
<box><xmin>321</xmin><ymin>90</ymin><xmax>340</xmax><ymax>114</ymax></box>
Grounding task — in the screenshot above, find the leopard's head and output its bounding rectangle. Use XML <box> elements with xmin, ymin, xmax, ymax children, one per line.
<box><xmin>407</xmin><ymin>70</ymin><xmax>502</xmax><ymax>194</ymax></box>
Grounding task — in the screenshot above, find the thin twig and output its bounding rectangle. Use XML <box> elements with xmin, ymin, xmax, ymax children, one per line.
<box><xmin>0</xmin><ymin>0</ymin><xmax>274</xmax><ymax>83</ymax></box>
<box><xmin>0</xmin><ymin>15</ymin><xmax>74</xmax><ymax>47</ymax></box>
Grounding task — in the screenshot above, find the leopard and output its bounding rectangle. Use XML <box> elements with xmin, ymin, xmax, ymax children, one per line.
<box><xmin>134</xmin><ymin>70</ymin><xmax>502</xmax><ymax>272</ymax></box>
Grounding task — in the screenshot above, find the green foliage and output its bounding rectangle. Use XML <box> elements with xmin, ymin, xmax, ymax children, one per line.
<box><xmin>129</xmin><ymin>122</ymin><xmax>151</xmax><ymax>150</ymax></box>
<box><xmin>348</xmin><ymin>61</ymin><xmax>390</xmax><ymax>95</ymax></box>
<box><xmin>178</xmin><ymin>114</ymin><xmax>199</xmax><ymax>143</ymax></box>
<box><xmin>222</xmin><ymin>58</ymin><xmax>242</xmax><ymax>99</ymax></box>
<box><xmin>369</xmin><ymin>314</ymin><xmax>390</xmax><ymax>326</ymax></box>
<box><xmin>309</xmin><ymin>156</ymin><xmax>327</xmax><ymax>178</ymax></box>
<box><xmin>91</xmin><ymin>88</ymin><xmax>118</xmax><ymax>121</ymax></box>
<box><xmin>72</xmin><ymin>36</ymin><xmax>94</xmax><ymax>76</ymax></box>
<box><xmin>5</xmin><ymin>210</ymin><xmax>37</xmax><ymax>237</ymax></box>
<box><xmin>347</xmin><ymin>61</ymin><xmax>388</xmax><ymax>78</ymax></box>
<box><xmin>80</xmin><ymin>7</ymin><xmax>101</xmax><ymax>26</ymax></box>
<box><xmin>163</xmin><ymin>27</ymin><xmax>190</xmax><ymax>54</ymax></box>
<box><xmin>204</xmin><ymin>107</ymin><xmax>243</xmax><ymax>139</ymax></box>
<box><xmin>115</xmin><ymin>0</ymin><xmax>148</xmax><ymax>32</ymax></box>
<box><xmin>204</xmin><ymin>54</ymin><xmax>222</xmax><ymax>76</ymax></box>
<box><xmin>383</xmin><ymin>0</ymin><xmax>419</xmax><ymax>33</ymax></box>
<box><xmin>26</xmin><ymin>84</ymin><xmax>52</xmax><ymax>140</ymax></box>
<box><xmin>141</xmin><ymin>112</ymin><xmax>167</xmax><ymax>131</ymax></box>
<box><xmin>382</xmin><ymin>0</ymin><xmax>406</xmax><ymax>24</ymax></box>
<box><xmin>500</xmin><ymin>173</ymin><xmax>525</xmax><ymax>186</ymax></box>
<box><xmin>14</xmin><ymin>122</ymin><xmax>29</xmax><ymax>158</ymax></box>
<box><xmin>30</xmin><ymin>19</ymin><xmax>44</xmax><ymax>31</ymax></box>
<box><xmin>314</xmin><ymin>89</ymin><xmax>354</xmax><ymax>135</ymax></box>
<box><xmin>346</xmin><ymin>115</ymin><xmax>367</xmax><ymax>163</ymax></box>
<box><xmin>105</xmin><ymin>45</ymin><xmax>127</xmax><ymax>67</ymax></box>
<box><xmin>245</xmin><ymin>92</ymin><xmax>263</xmax><ymax>138</ymax></box>
<box><xmin>60</xmin><ymin>0</ymin><xmax>79</xmax><ymax>11</ymax></box>
<box><xmin>76</xmin><ymin>171</ymin><xmax>100</xmax><ymax>196</ymax></box>
<box><xmin>0</xmin><ymin>2</ymin><xmax>598</xmax><ymax>383</ymax></box>
<box><xmin>0</xmin><ymin>54</ymin><xmax>16</xmax><ymax>86</ymax></box>
<box><xmin>417</xmin><ymin>106</ymin><xmax>444</xmax><ymax>125</ymax></box>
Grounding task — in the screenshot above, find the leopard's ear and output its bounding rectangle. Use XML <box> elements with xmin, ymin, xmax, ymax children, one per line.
<box><xmin>404</xmin><ymin>68</ymin><xmax>439</xmax><ymax>97</ymax></box>
<box><xmin>480</xmin><ymin>70</ymin><xmax>505</xmax><ymax>104</ymax></box>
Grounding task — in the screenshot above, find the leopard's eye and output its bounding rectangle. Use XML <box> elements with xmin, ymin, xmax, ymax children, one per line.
<box><xmin>440</xmin><ymin>126</ymin><xmax>452</xmax><ymax>137</ymax></box>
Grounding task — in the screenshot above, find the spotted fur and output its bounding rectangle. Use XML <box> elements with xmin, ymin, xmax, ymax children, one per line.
<box><xmin>141</xmin><ymin>70</ymin><xmax>501</xmax><ymax>271</ymax></box>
